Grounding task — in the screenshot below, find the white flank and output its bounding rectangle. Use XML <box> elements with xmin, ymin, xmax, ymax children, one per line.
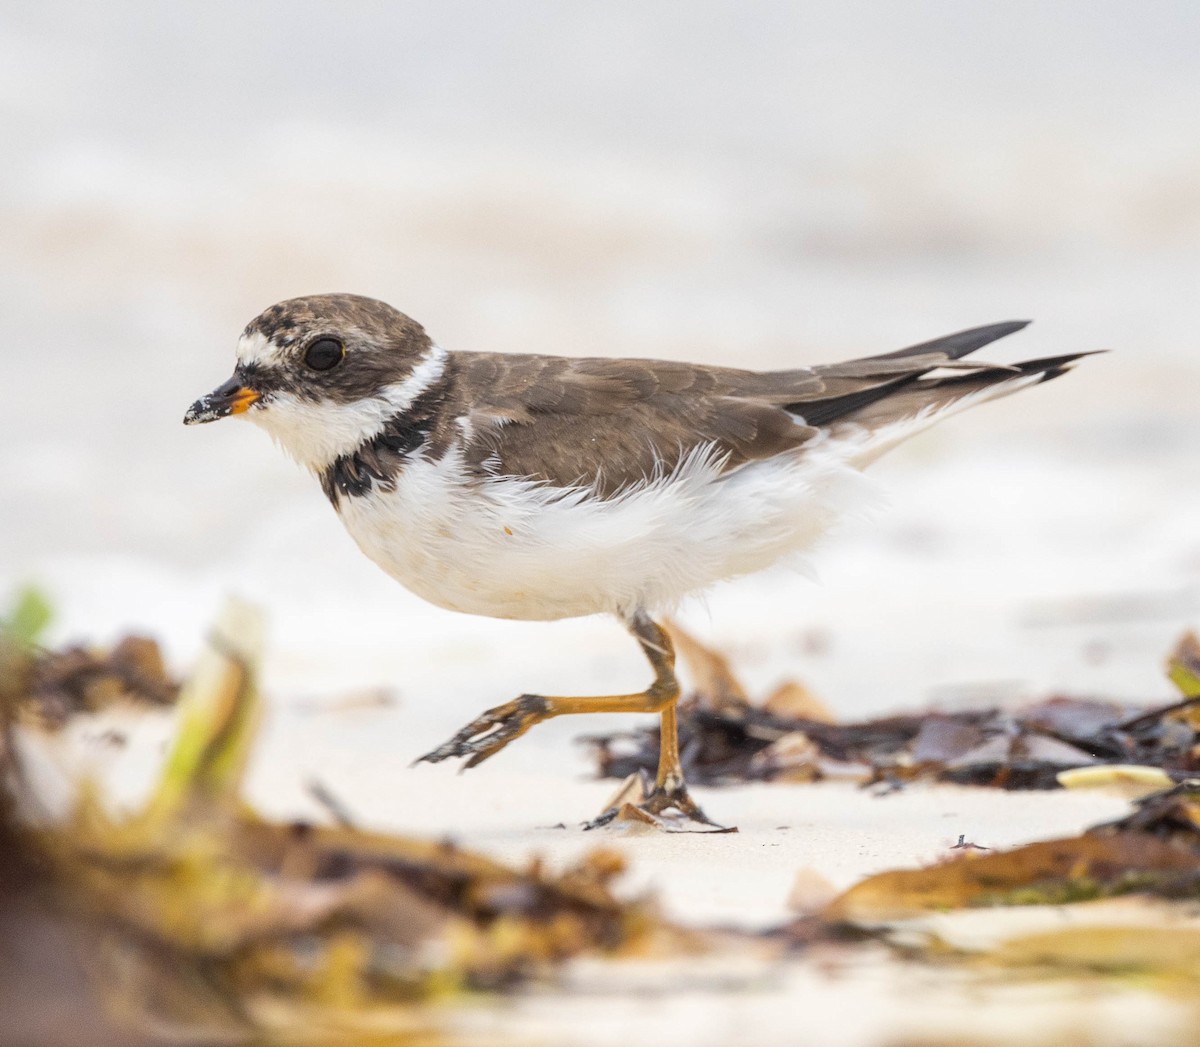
<box><xmin>335</xmin><ymin>439</ymin><xmax>882</xmax><ymax>622</ymax></box>
<box><xmin>244</xmin><ymin>346</ymin><xmax>448</xmax><ymax>473</ymax></box>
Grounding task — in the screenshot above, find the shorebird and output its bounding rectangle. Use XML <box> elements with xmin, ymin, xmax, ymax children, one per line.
<box><xmin>185</xmin><ymin>294</ymin><xmax>1091</xmax><ymax>829</ymax></box>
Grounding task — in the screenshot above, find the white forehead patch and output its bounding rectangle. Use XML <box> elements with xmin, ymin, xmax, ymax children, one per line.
<box><xmin>246</xmin><ymin>344</ymin><xmax>449</xmax><ymax>474</ymax></box>
<box><xmin>236</xmin><ymin>329</ymin><xmax>288</xmax><ymax>368</ymax></box>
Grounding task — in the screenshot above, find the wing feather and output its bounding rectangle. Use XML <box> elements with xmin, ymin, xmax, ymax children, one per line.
<box><xmin>443</xmin><ymin>321</ymin><xmax>1082</xmax><ymax>497</ymax></box>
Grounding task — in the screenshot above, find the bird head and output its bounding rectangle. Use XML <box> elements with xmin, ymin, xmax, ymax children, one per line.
<box><xmin>184</xmin><ymin>294</ymin><xmax>444</xmax><ymax>473</ymax></box>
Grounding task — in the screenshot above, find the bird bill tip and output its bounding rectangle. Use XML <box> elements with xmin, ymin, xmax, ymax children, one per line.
<box><xmin>183</xmin><ymin>400</ymin><xmax>218</xmax><ymax>425</ymax></box>
<box><xmin>183</xmin><ymin>386</ymin><xmax>260</xmax><ymax>425</ymax></box>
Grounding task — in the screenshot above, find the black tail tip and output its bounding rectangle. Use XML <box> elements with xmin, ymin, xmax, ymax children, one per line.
<box><xmin>995</xmin><ymin>319</ymin><xmax>1033</xmax><ymax>336</ymax></box>
<box><xmin>884</xmin><ymin>318</ymin><xmax>1035</xmax><ymax>363</ymax></box>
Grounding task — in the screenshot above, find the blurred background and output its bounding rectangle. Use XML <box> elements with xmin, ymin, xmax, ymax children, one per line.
<box><xmin>3</xmin><ymin>0</ymin><xmax>1199</xmax><ymax>739</ymax></box>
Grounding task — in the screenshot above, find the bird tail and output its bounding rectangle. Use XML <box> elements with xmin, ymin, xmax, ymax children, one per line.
<box><xmin>834</xmin><ymin>349</ymin><xmax>1100</xmax><ymax>467</ymax></box>
<box><xmin>847</xmin><ymin>350</ymin><xmax>1094</xmax><ymax>426</ymax></box>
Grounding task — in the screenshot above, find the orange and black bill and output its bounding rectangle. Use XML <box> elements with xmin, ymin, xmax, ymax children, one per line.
<box><xmin>184</xmin><ymin>376</ymin><xmax>261</xmax><ymax>425</ymax></box>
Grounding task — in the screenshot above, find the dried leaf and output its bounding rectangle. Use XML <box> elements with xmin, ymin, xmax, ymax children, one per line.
<box><xmin>910</xmin><ymin>717</ymin><xmax>987</xmax><ymax>765</ymax></box>
<box><xmin>748</xmin><ymin>731</ymin><xmax>821</xmax><ymax>782</ymax></box>
<box><xmin>786</xmin><ymin>868</ymin><xmax>839</xmax><ymax>914</ymax></box>
<box><xmin>664</xmin><ymin>620</ymin><xmax>752</xmax><ymax>715</ymax></box>
<box><xmin>1022</xmin><ymin>696</ymin><xmax>1133</xmax><ymax>742</ymax></box>
<box><xmin>823</xmin><ymin>833</ymin><xmax>1200</xmax><ymax>922</ymax></box>
<box><xmin>824</xmin><ymin>783</ymin><xmax>1200</xmax><ymax>925</ymax></box>
<box><xmin>599</xmin><ymin>770</ymin><xmax>650</xmax><ymax>814</ymax></box>
<box><xmin>1057</xmin><ymin>765</ymin><xmax>1174</xmax><ymax>796</ymax></box>
<box><xmin>762</xmin><ymin>681</ymin><xmax>834</xmax><ymax>723</ymax></box>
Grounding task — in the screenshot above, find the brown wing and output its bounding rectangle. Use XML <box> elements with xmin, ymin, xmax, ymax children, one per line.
<box><xmin>446</xmin><ymin>321</ymin><xmax>1043</xmax><ymax>497</ymax></box>
<box><xmin>447</xmin><ymin>353</ymin><xmax>821</xmax><ymax>496</ymax></box>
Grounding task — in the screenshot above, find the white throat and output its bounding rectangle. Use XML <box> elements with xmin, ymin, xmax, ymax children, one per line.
<box><xmin>245</xmin><ymin>345</ymin><xmax>448</xmax><ymax>474</ymax></box>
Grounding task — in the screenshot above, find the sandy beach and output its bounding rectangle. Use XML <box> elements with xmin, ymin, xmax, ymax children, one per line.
<box><xmin>23</xmin><ymin>673</ymin><xmax>1193</xmax><ymax>1047</ymax></box>
<box><xmin>5</xmin><ymin>3</ymin><xmax>1200</xmax><ymax>1042</ymax></box>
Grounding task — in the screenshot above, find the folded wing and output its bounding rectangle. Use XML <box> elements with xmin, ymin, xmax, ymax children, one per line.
<box><xmin>451</xmin><ymin>322</ymin><xmax>1092</xmax><ymax>496</ymax></box>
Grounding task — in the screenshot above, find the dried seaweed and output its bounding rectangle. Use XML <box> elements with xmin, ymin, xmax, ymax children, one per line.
<box><xmin>734</xmin><ymin>774</ymin><xmax>1200</xmax><ymax>1018</ymax></box>
<box><xmin>1</xmin><ymin>600</ymin><xmax>676</xmax><ymax>1044</ymax></box>
<box><xmin>824</xmin><ymin>798</ymin><xmax>1200</xmax><ymax>922</ymax></box>
<box><xmin>0</xmin><ymin>627</ymin><xmax>156</xmax><ymax>1044</ymax></box>
<box><xmin>820</xmin><ymin>768</ymin><xmax>1200</xmax><ymax>918</ymax></box>
<box><xmin>25</xmin><ymin>635</ymin><xmax>180</xmax><ymax>726</ymax></box>
<box><xmin>0</xmin><ymin>589</ymin><xmax>179</xmax><ymax>728</ymax></box>
<box><xmin>784</xmin><ymin>778</ymin><xmax>1200</xmax><ymax>1005</ymax></box>
<box><xmin>6</xmin><ymin>599</ymin><xmax>1200</xmax><ymax>1041</ymax></box>
<box><xmin>584</xmin><ymin>626</ymin><xmax>1200</xmax><ymax>792</ymax></box>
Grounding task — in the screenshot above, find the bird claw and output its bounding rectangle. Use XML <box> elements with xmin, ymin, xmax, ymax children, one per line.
<box><xmin>413</xmin><ymin>694</ymin><xmax>551</xmax><ymax>770</ymax></box>
<box><xmin>584</xmin><ymin>771</ymin><xmax>736</xmax><ymax>833</ymax></box>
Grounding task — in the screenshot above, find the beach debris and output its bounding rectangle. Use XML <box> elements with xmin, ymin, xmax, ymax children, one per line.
<box><xmin>662</xmin><ymin>620</ymin><xmax>752</xmax><ymax>717</ymax></box>
<box><xmin>806</xmin><ymin>779</ymin><xmax>1200</xmax><ymax>991</ymax></box>
<box><xmin>1057</xmin><ymin>764</ymin><xmax>1174</xmax><ymax>797</ymax></box>
<box><xmin>593</xmin><ymin>768</ymin><xmax>738</xmax><ymax>834</ymax></box>
<box><xmin>25</xmin><ymin>633</ymin><xmax>179</xmax><ymax>727</ymax></box>
<box><xmin>584</xmin><ymin>625</ymin><xmax>1200</xmax><ymax>792</ymax></box>
<box><xmin>822</xmin><ymin>780</ymin><xmax>1200</xmax><ymax>923</ymax></box>
<box><xmin>824</xmin><ymin>826</ymin><xmax>1199</xmax><ymax>922</ymax></box>
<box><xmin>760</xmin><ymin>679</ymin><xmax>835</xmax><ymax>723</ymax></box>
<box><xmin>0</xmin><ymin>599</ymin><xmax>676</xmax><ymax>1043</ymax></box>
<box><xmin>3</xmin><ymin>594</ymin><xmax>1199</xmax><ymax>1035</ymax></box>
<box><xmin>0</xmin><ymin>588</ymin><xmax>179</xmax><ymax>728</ymax></box>
<box><xmin>786</xmin><ymin>867</ymin><xmax>840</xmax><ymax>914</ymax></box>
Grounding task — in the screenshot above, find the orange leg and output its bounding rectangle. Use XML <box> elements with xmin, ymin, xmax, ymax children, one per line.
<box><xmin>415</xmin><ymin>612</ymin><xmax>720</xmax><ymax>826</ymax></box>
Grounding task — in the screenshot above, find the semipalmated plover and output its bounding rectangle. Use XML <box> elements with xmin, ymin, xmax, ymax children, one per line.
<box><xmin>185</xmin><ymin>294</ymin><xmax>1092</xmax><ymax>829</ymax></box>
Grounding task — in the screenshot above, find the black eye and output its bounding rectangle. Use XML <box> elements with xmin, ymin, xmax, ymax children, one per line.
<box><xmin>304</xmin><ymin>338</ymin><xmax>344</xmax><ymax>371</ymax></box>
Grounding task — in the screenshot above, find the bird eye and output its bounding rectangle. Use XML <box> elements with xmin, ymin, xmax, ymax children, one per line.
<box><xmin>304</xmin><ymin>338</ymin><xmax>345</xmax><ymax>371</ymax></box>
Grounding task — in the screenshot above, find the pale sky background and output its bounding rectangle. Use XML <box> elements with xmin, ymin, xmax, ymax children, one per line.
<box><xmin>2</xmin><ymin>1</ymin><xmax>1199</xmax><ymax>723</ymax></box>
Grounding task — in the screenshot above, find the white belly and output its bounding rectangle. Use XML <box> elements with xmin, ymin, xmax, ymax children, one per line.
<box><xmin>334</xmin><ymin>443</ymin><xmax>879</xmax><ymax>621</ymax></box>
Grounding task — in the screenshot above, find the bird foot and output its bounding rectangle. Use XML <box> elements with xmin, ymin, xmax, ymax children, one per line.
<box><xmin>584</xmin><ymin>770</ymin><xmax>737</xmax><ymax>833</ymax></box>
<box><xmin>413</xmin><ymin>694</ymin><xmax>550</xmax><ymax>770</ymax></box>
